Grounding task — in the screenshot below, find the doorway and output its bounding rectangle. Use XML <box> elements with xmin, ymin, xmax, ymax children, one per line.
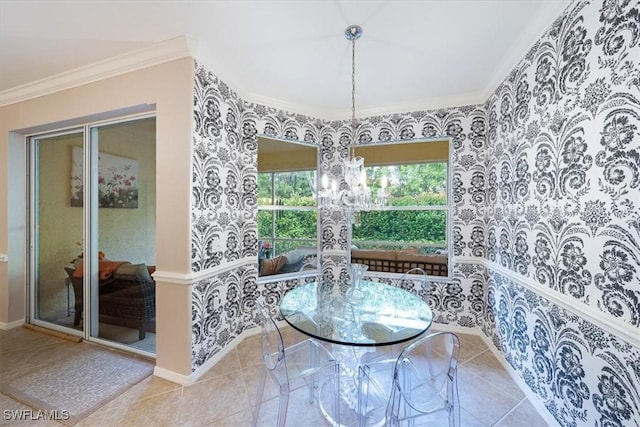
<box><xmin>28</xmin><ymin>115</ymin><xmax>157</xmax><ymax>355</ymax></box>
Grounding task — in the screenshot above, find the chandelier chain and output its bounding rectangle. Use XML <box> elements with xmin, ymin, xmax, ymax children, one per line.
<box><xmin>351</xmin><ymin>37</ymin><xmax>356</xmax><ymax>134</ymax></box>
<box><xmin>351</xmin><ymin>35</ymin><xmax>356</xmax><ymax>155</ymax></box>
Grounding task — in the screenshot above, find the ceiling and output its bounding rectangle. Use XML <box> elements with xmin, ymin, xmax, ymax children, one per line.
<box><xmin>0</xmin><ymin>0</ymin><xmax>570</xmax><ymax>119</ymax></box>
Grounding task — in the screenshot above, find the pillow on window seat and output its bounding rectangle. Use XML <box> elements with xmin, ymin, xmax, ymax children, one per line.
<box><xmin>260</xmin><ymin>256</ymin><xmax>287</xmax><ymax>276</ymax></box>
<box><xmin>114</xmin><ymin>263</ymin><xmax>154</xmax><ymax>283</ymax></box>
<box><xmin>280</xmin><ymin>250</ymin><xmax>306</xmax><ymax>273</ymax></box>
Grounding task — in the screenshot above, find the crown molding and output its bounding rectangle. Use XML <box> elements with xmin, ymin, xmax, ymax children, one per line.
<box><xmin>0</xmin><ymin>35</ymin><xmax>197</xmax><ymax>107</ymax></box>
<box><xmin>242</xmin><ymin>91</ymin><xmax>487</xmax><ymax>122</ymax></box>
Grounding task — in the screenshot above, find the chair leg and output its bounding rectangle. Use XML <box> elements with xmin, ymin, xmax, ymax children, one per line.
<box><xmin>277</xmin><ymin>386</ymin><xmax>290</xmax><ymax>427</ymax></box>
<box><xmin>357</xmin><ymin>365</ymin><xmax>369</xmax><ymax>427</ymax></box>
<box><xmin>449</xmin><ymin>373</ymin><xmax>460</xmax><ymax>427</ymax></box>
<box><xmin>333</xmin><ymin>362</ymin><xmax>341</xmax><ymax>427</ymax></box>
<box><xmin>252</xmin><ymin>369</ymin><xmax>267</xmax><ymax>427</ymax></box>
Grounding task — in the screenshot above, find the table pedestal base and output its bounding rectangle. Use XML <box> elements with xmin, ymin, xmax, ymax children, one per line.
<box><xmin>317</xmin><ymin>344</ymin><xmax>387</xmax><ymax>427</ymax></box>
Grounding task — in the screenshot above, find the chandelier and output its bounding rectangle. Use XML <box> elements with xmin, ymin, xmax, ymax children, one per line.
<box><xmin>317</xmin><ymin>25</ymin><xmax>388</xmax><ymax>212</ymax></box>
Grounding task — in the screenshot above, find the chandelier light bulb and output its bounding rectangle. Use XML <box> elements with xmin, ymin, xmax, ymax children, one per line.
<box><xmin>321</xmin><ymin>173</ymin><xmax>329</xmax><ymax>190</ymax></box>
<box><xmin>360</xmin><ymin>168</ymin><xmax>367</xmax><ymax>187</ymax></box>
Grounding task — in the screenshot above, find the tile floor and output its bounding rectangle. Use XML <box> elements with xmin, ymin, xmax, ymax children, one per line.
<box><xmin>0</xmin><ymin>325</ymin><xmax>549</xmax><ymax>426</ymax></box>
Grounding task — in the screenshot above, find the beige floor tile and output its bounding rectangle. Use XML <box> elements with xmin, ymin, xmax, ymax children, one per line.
<box><xmin>455</xmin><ymin>334</ymin><xmax>489</xmax><ymax>363</ymax></box>
<box><xmin>456</xmin><ymin>368</ymin><xmax>521</xmax><ymax>425</ymax></box>
<box><xmin>127</xmin><ymin>375</ymin><xmax>182</xmax><ymax>400</ymax></box>
<box><xmin>76</xmin><ymin>389</ymin><xmax>182</xmax><ymax>427</ymax></box>
<box><xmin>457</xmin><ymin>332</ymin><xmax>489</xmax><ymax>350</ymax></box>
<box><xmin>459</xmin><ymin>350</ymin><xmax>524</xmax><ymax>400</ymax></box>
<box><xmin>197</xmin><ymin>348</ymin><xmax>242</xmax><ymax>382</ymax></box>
<box><xmin>460</xmin><ymin>407</ymin><xmax>490</xmax><ymax>427</ymax></box>
<box><xmin>495</xmin><ymin>398</ymin><xmax>549</xmax><ymax>427</ymax></box>
<box><xmin>254</xmin><ymin>393</ymin><xmax>332</xmax><ymax>427</ymax></box>
<box><xmin>236</xmin><ymin>334</ymin><xmax>262</xmax><ymax>369</ymax></box>
<box><xmin>204</xmin><ymin>407</ymin><xmax>254</xmax><ymax>427</ymax></box>
<box><xmin>242</xmin><ymin>363</ymin><xmax>281</xmax><ymax>406</ymax></box>
<box><xmin>0</xmin><ymin>328</ymin><xmax>66</xmax><ymax>353</ymax></box>
<box><xmin>179</xmin><ymin>372</ymin><xmax>250</xmax><ymax>426</ymax></box>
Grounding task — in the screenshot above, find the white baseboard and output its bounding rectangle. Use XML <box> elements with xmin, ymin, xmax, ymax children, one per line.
<box><xmin>0</xmin><ymin>319</ymin><xmax>24</xmax><ymax>330</ymax></box>
<box><xmin>154</xmin><ymin>325</ymin><xmax>263</xmax><ymax>386</ymax></box>
<box><xmin>429</xmin><ymin>322</ymin><xmax>482</xmax><ymax>336</ymax></box>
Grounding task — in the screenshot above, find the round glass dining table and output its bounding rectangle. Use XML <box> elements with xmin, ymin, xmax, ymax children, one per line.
<box><xmin>280</xmin><ymin>279</ymin><xmax>433</xmax><ymax>347</ymax></box>
<box><xmin>280</xmin><ymin>279</ymin><xmax>433</xmax><ymax>426</ymax></box>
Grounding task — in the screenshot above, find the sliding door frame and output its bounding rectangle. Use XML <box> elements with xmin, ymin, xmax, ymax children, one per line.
<box><xmin>27</xmin><ymin>112</ymin><xmax>156</xmax><ymax>358</ymax></box>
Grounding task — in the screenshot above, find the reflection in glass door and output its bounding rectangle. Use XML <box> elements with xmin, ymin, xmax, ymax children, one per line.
<box><xmin>90</xmin><ymin>117</ymin><xmax>157</xmax><ymax>354</ymax></box>
<box><xmin>29</xmin><ymin>115</ymin><xmax>156</xmax><ymax>355</ymax></box>
<box><xmin>30</xmin><ymin>130</ymin><xmax>85</xmax><ymax>335</ymax></box>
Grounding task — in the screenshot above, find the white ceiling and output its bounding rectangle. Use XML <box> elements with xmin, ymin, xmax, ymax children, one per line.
<box><xmin>0</xmin><ymin>0</ymin><xmax>570</xmax><ymax>119</ymax></box>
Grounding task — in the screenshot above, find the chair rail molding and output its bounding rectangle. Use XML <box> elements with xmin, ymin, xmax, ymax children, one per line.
<box><xmin>153</xmin><ymin>257</ymin><xmax>257</xmax><ymax>285</ymax></box>
<box><xmin>453</xmin><ymin>256</ymin><xmax>484</xmax><ymax>265</ymax></box>
<box><xmin>484</xmin><ymin>259</ymin><xmax>640</xmax><ymax>349</ymax></box>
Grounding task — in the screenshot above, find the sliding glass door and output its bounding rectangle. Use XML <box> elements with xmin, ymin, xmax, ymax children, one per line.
<box><xmin>29</xmin><ymin>115</ymin><xmax>156</xmax><ymax>355</ymax></box>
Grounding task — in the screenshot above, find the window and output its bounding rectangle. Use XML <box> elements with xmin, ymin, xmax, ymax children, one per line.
<box><xmin>352</xmin><ymin>161</ymin><xmax>448</xmax><ymax>254</ymax></box>
<box><xmin>257</xmin><ymin>136</ymin><xmax>319</xmax><ymax>277</ymax></box>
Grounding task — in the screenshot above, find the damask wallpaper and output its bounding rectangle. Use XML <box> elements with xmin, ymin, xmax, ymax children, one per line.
<box><xmin>485</xmin><ymin>0</ymin><xmax>639</xmax><ymax>328</ymax></box>
<box><xmin>189</xmin><ymin>0</ymin><xmax>639</xmax><ymax>424</ymax></box>
<box><xmin>483</xmin><ymin>0</ymin><xmax>639</xmax><ymax>425</ymax></box>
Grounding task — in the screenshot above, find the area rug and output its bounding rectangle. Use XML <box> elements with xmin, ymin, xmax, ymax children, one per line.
<box><xmin>2</xmin><ymin>347</ymin><xmax>154</xmax><ymax>425</ymax></box>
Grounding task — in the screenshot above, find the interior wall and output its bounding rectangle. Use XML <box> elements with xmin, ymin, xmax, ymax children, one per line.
<box><xmin>482</xmin><ymin>0</ymin><xmax>639</xmax><ymax>425</ymax></box>
<box><xmin>190</xmin><ymin>63</ymin><xmax>329</xmax><ymax>371</ymax></box>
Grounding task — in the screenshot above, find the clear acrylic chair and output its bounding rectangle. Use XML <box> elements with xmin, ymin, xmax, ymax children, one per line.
<box><xmin>360</xmin><ymin>267</ymin><xmax>429</xmax><ymax>367</ymax></box>
<box><xmin>398</xmin><ymin>267</ymin><xmax>428</xmax><ymax>290</ymax></box>
<box><xmin>293</xmin><ymin>264</ymin><xmax>323</xmax><ymax>343</ymax></box>
<box><xmin>252</xmin><ymin>302</ymin><xmax>341</xmax><ymax>427</ymax></box>
<box><xmin>358</xmin><ymin>332</ymin><xmax>460</xmax><ymax>426</ymax></box>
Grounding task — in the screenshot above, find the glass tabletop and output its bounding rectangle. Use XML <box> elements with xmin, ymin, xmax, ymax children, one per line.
<box><xmin>280</xmin><ymin>280</ymin><xmax>433</xmax><ymax>347</ymax></box>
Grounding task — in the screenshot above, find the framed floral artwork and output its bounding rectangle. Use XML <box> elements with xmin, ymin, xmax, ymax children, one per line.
<box><xmin>70</xmin><ymin>146</ymin><xmax>139</xmax><ymax>208</ymax></box>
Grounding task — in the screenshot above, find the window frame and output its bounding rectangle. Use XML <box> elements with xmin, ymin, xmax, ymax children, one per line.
<box><xmin>256</xmin><ymin>137</ymin><xmax>320</xmax><ymax>282</ymax></box>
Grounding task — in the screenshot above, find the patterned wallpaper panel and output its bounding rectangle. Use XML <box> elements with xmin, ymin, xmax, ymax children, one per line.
<box><xmin>482</xmin><ymin>0</ymin><xmax>640</xmax><ymax>424</ymax></box>
<box><xmin>192</xmin><ymin>264</ymin><xmax>257</xmax><ymax>368</ymax></box>
<box><xmin>484</xmin><ymin>270</ymin><xmax>640</xmax><ymax>426</ymax></box>
<box><xmin>484</xmin><ymin>0</ymin><xmax>639</xmax><ymax>327</ymax></box>
<box><xmin>192</xmin><ymin>66</ymin><xmax>257</xmax><ymax>272</ymax></box>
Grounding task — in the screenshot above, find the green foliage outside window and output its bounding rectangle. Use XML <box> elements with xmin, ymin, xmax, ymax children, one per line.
<box><xmin>258</xmin><ymin>162</ymin><xmax>449</xmax><ymax>255</ymax></box>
